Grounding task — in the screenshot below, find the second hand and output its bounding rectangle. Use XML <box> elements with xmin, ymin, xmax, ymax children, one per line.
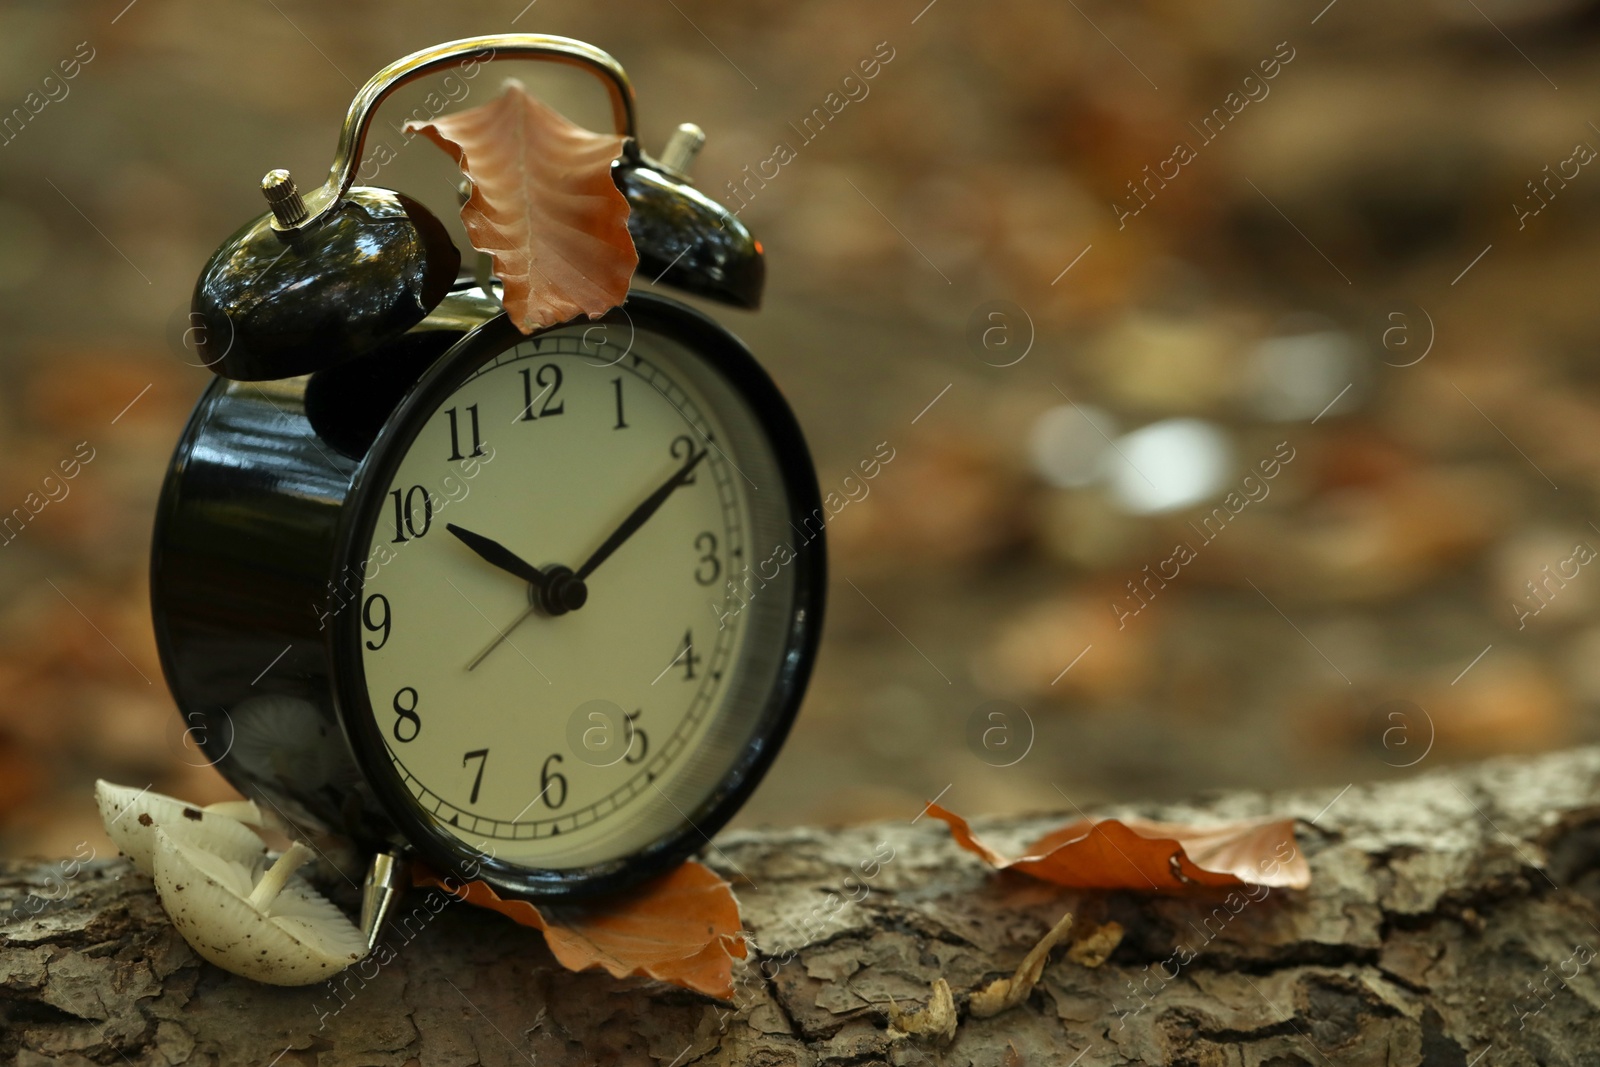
<box><xmin>466</xmin><ymin>603</ymin><xmax>537</xmax><ymax>672</ymax></box>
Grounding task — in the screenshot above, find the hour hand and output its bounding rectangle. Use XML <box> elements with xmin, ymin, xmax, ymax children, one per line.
<box><xmin>446</xmin><ymin>523</ymin><xmax>548</xmax><ymax>588</ymax></box>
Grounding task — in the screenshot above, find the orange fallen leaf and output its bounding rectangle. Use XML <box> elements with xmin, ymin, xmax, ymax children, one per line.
<box><xmin>406</xmin><ymin>80</ymin><xmax>637</xmax><ymax>334</ymax></box>
<box><xmin>414</xmin><ymin>860</ymin><xmax>747</xmax><ymax>999</ymax></box>
<box><xmin>928</xmin><ymin>804</ymin><xmax>1309</xmax><ymax>892</ymax></box>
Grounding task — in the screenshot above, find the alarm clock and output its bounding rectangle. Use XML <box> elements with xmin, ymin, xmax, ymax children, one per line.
<box><xmin>151</xmin><ymin>35</ymin><xmax>825</xmax><ymax>907</ymax></box>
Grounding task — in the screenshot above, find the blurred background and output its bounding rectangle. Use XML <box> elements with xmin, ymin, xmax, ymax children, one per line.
<box><xmin>3</xmin><ymin>0</ymin><xmax>1599</xmax><ymax>859</ymax></box>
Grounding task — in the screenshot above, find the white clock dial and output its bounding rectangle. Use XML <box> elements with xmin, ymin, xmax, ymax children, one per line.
<box><xmin>354</xmin><ymin>320</ymin><xmax>800</xmax><ymax>870</ymax></box>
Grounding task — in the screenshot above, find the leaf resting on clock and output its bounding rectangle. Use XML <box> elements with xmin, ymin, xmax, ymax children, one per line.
<box><xmin>926</xmin><ymin>803</ymin><xmax>1310</xmax><ymax>891</ymax></box>
<box><xmin>405</xmin><ymin>79</ymin><xmax>638</xmax><ymax>334</ymax></box>
<box><xmin>414</xmin><ymin>859</ymin><xmax>747</xmax><ymax>999</ymax></box>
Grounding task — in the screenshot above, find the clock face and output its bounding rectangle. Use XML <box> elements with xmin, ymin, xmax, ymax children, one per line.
<box><xmin>344</xmin><ymin>303</ymin><xmax>818</xmax><ymax>882</ymax></box>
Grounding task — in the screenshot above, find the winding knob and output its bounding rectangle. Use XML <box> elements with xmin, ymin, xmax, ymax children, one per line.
<box><xmin>658</xmin><ymin>123</ymin><xmax>706</xmax><ymax>180</ymax></box>
<box><xmin>261</xmin><ymin>169</ymin><xmax>308</xmax><ymax>227</ymax></box>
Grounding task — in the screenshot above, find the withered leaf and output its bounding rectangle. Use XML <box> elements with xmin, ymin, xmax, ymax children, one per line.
<box><xmin>887</xmin><ymin>977</ymin><xmax>957</xmax><ymax>1044</ymax></box>
<box><xmin>406</xmin><ymin>79</ymin><xmax>637</xmax><ymax>334</ymax></box>
<box><xmin>1066</xmin><ymin>920</ymin><xmax>1124</xmax><ymax>968</ymax></box>
<box><xmin>969</xmin><ymin>909</ymin><xmax>1073</xmax><ymax>1018</ymax></box>
<box><xmin>928</xmin><ymin>804</ymin><xmax>1309</xmax><ymax>891</ymax></box>
<box><xmin>415</xmin><ymin>860</ymin><xmax>747</xmax><ymax>1000</ymax></box>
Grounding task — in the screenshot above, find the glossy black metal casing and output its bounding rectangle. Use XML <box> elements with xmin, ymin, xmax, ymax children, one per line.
<box><xmin>617</xmin><ymin>162</ymin><xmax>764</xmax><ymax>309</ymax></box>
<box><xmin>192</xmin><ymin>187</ymin><xmax>461</xmax><ymax>381</ymax></box>
<box><xmin>150</xmin><ymin>290</ymin><xmax>824</xmax><ymax>899</ymax></box>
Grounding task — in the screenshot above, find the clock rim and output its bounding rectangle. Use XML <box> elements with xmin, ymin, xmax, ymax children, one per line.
<box><xmin>327</xmin><ymin>289</ymin><xmax>826</xmax><ymax>900</ymax></box>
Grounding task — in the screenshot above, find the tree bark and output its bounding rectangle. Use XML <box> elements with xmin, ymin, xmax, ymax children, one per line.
<box><xmin>6</xmin><ymin>747</ymin><xmax>1600</xmax><ymax>1066</ymax></box>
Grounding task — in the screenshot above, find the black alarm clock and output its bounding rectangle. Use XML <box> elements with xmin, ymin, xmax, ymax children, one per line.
<box><xmin>151</xmin><ymin>35</ymin><xmax>825</xmax><ymax>909</ymax></box>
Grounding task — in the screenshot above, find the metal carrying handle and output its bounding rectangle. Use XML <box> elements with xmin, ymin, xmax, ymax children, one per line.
<box><xmin>270</xmin><ymin>34</ymin><xmax>639</xmax><ymax>236</ymax></box>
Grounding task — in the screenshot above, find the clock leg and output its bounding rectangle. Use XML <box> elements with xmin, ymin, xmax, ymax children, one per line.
<box><xmin>359</xmin><ymin>851</ymin><xmax>408</xmax><ymax>952</ymax></box>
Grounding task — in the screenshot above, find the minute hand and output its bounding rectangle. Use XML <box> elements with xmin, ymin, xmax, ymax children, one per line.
<box><xmin>575</xmin><ymin>449</ymin><xmax>707</xmax><ymax>582</ymax></box>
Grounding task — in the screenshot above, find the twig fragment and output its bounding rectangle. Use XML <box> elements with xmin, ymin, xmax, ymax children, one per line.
<box><xmin>970</xmin><ymin>910</ymin><xmax>1075</xmax><ymax>1018</ymax></box>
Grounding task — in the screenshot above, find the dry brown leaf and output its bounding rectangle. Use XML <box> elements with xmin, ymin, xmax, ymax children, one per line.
<box><xmin>928</xmin><ymin>804</ymin><xmax>1309</xmax><ymax>891</ymax></box>
<box><xmin>406</xmin><ymin>80</ymin><xmax>637</xmax><ymax>334</ymax></box>
<box><xmin>414</xmin><ymin>860</ymin><xmax>746</xmax><ymax>999</ymax></box>
<box><xmin>969</xmin><ymin>910</ymin><xmax>1073</xmax><ymax>1018</ymax></box>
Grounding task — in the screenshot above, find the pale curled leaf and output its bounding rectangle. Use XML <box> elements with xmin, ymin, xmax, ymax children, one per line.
<box><xmin>406</xmin><ymin>79</ymin><xmax>637</xmax><ymax>334</ymax></box>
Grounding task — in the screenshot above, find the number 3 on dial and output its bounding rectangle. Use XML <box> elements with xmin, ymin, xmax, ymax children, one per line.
<box><xmin>694</xmin><ymin>531</ymin><xmax>719</xmax><ymax>585</ymax></box>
